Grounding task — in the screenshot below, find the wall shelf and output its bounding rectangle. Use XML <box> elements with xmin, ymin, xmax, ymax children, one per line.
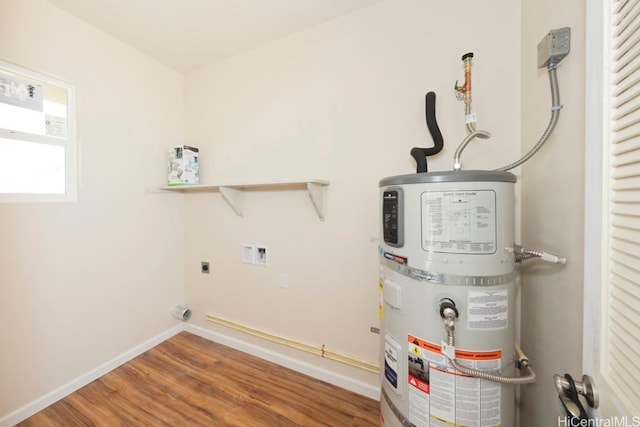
<box><xmin>157</xmin><ymin>179</ymin><xmax>330</xmax><ymax>220</ymax></box>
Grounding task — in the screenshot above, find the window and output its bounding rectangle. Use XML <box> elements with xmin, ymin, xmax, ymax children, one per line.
<box><xmin>0</xmin><ymin>60</ymin><xmax>77</xmax><ymax>202</ymax></box>
<box><xmin>585</xmin><ymin>0</ymin><xmax>640</xmax><ymax>417</ymax></box>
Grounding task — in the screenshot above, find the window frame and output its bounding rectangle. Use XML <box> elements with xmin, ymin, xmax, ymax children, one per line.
<box><xmin>0</xmin><ymin>59</ymin><xmax>77</xmax><ymax>203</ymax></box>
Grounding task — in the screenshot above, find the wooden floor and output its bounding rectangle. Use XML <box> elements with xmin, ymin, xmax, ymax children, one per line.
<box><xmin>19</xmin><ymin>332</ymin><xmax>379</xmax><ymax>426</ymax></box>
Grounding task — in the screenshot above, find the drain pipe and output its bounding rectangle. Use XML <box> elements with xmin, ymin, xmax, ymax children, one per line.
<box><xmin>410</xmin><ymin>91</ymin><xmax>444</xmax><ymax>173</ymax></box>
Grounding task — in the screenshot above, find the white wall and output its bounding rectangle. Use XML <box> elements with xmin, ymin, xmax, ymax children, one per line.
<box><xmin>0</xmin><ymin>0</ymin><xmax>590</xmax><ymax>423</ymax></box>
<box><xmin>184</xmin><ymin>0</ymin><xmax>522</xmax><ymax>391</ymax></box>
<box><xmin>0</xmin><ymin>0</ymin><xmax>184</xmax><ymax>419</ymax></box>
<box><xmin>520</xmin><ymin>0</ymin><xmax>586</xmax><ymax>425</ymax></box>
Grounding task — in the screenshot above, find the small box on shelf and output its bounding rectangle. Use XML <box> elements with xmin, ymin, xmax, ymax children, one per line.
<box><xmin>167</xmin><ymin>145</ymin><xmax>199</xmax><ymax>186</ymax></box>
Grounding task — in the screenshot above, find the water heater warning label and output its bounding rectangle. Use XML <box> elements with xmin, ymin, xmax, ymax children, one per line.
<box><xmin>421</xmin><ymin>190</ymin><xmax>497</xmax><ymax>254</ymax></box>
<box><xmin>407</xmin><ymin>335</ymin><xmax>502</xmax><ymax>427</ymax></box>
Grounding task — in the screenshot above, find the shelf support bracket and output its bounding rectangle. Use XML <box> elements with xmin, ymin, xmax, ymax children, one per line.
<box><xmin>307</xmin><ymin>182</ymin><xmax>326</xmax><ymax>221</ymax></box>
<box><xmin>219</xmin><ymin>186</ymin><xmax>245</xmax><ymax>218</ymax></box>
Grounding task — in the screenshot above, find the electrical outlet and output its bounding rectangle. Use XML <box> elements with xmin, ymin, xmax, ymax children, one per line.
<box><xmin>201</xmin><ymin>261</ymin><xmax>210</xmax><ymax>274</ymax></box>
<box><xmin>370</xmin><ymin>326</ymin><xmax>380</xmax><ymax>334</ymax></box>
<box><xmin>279</xmin><ymin>273</ymin><xmax>288</xmax><ymax>288</ymax></box>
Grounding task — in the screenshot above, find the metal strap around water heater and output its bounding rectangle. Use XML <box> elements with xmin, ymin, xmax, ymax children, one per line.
<box><xmin>382</xmin><ymin>388</ymin><xmax>412</xmax><ymax>427</ymax></box>
<box><xmin>380</xmin><ymin>256</ymin><xmax>517</xmax><ymax>286</ymax></box>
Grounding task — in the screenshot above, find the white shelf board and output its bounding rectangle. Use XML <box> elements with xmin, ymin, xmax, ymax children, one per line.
<box><xmin>157</xmin><ymin>179</ymin><xmax>329</xmax><ymax>220</ymax></box>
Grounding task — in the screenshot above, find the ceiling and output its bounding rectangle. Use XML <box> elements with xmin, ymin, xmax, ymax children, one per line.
<box><xmin>46</xmin><ymin>0</ymin><xmax>384</xmax><ymax>73</ymax></box>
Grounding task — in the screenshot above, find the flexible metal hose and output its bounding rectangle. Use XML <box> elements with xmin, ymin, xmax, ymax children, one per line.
<box><xmin>453</xmin><ymin>129</ymin><xmax>491</xmax><ymax>170</ymax></box>
<box><xmin>515</xmin><ymin>247</ymin><xmax>568</xmax><ymax>264</ymax></box>
<box><xmin>465</xmin><ymin>102</ymin><xmax>476</xmax><ymax>134</ymax></box>
<box><xmin>448</xmin><ymin>356</ymin><xmax>536</xmax><ymax>385</ymax></box>
<box><xmin>516</xmin><ymin>253</ymin><xmax>538</xmax><ymax>262</ymax></box>
<box><xmin>496</xmin><ymin>65</ymin><xmax>561</xmax><ymax>171</ymax></box>
<box><xmin>444</xmin><ymin>319</ymin><xmax>536</xmax><ymax>384</ymax></box>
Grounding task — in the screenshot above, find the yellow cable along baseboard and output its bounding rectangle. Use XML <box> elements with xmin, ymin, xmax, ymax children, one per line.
<box><xmin>206</xmin><ymin>314</ymin><xmax>380</xmax><ymax>374</ymax></box>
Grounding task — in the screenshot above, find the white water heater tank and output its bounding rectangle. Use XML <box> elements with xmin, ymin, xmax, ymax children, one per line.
<box><xmin>379</xmin><ymin>170</ymin><xmax>517</xmax><ymax>427</ymax></box>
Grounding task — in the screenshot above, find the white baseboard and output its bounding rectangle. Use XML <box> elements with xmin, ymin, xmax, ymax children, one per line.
<box><xmin>1</xmin><ymin>323</ymin><xmax>380</xmax><ymax>426</ymax></box>
<box><xmin>0</xmin><ymin>325</ymin><xmax>183</xmax><ymax>427</ymax></box>
<box><xmin>184</xmin><ymin>323</ymin><xmax>380</xmax><ymax>400</ymax></box>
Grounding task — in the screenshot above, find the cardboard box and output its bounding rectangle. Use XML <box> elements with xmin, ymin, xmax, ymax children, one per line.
<box><xmin>168</xmin><ymin>145</ymin><xmax>199</xmax><ymax>185</ymax></box>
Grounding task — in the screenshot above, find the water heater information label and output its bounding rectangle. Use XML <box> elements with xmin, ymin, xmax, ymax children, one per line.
<box><xmin>467</xmin><ymin>289</ymin><xmax>509</xmax><ymax>331</ymax></box>
<box><xmin>421</xmin><ymin>190</ymin><xmax>497</xmax><ymax>254</ymax></box>
<box><xmin>407</xmin><ymin>335</ymin><xmax>502</xmax><ymax>427</ymax></box>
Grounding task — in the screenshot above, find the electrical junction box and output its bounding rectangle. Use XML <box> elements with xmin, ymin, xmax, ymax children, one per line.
<box><xmin>168</xmin><ymin>145</ymin><xmax>199</xmax><ymax>185</ymax></box>
<box><xmin>538</xmin><ymin>27</ymin><xmax>571</xmax><ymax>68</ymax></box>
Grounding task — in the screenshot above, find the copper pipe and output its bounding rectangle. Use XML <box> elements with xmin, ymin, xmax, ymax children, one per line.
<box><xmin>455</xmin><ymin>52</ymin><xmax>476</xmax><ymax>133</ymax></box>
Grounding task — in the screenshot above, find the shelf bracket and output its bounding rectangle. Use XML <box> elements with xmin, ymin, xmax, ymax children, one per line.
<box><xmin>219</xmin><ymin>186</ymin><xmax>245</xmax><ymax>218</ymax></box>
<box><xmin>307</xmin><ymin>182</ymin><xmax>326</xmax><ymax>221</ymax></box>
<box><xmin>156</xmin><ymin>180</ymin><xmax>328</xmax><ymax>220</ymax></box>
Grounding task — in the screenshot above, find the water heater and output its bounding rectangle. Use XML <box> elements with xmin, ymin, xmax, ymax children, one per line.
<box><xmin>378</xmin><ymin>36</ymin><xmax>572</xmax><ymax>425</ymax></box>
<box><xmin>379</xmin><ymin>170</ymin><xmax>517</xmax><ymax>427</ymax></box>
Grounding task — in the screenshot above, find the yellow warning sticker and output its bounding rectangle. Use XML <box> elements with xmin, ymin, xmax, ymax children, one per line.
<box><xmin>411</xmin><ymin>345</ymin><xmax>421</xmax><ymax>357</ymax></box>
<box><xmin>379</xmin><ymin>280</ymin><xmax>384</xmax><ymax>320</ymax></box>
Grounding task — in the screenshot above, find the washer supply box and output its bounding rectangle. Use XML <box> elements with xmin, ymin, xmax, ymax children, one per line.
<box><xmin>168</xmin><ymin>145</ymin><xmax>199</xmax><ymax>185</ymax></box>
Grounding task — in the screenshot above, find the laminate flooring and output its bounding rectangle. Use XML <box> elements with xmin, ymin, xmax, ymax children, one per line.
<box><xmin>18</xmin><ymin>331</ymin><xmax>379</xmax><ymax>426</ymax></box>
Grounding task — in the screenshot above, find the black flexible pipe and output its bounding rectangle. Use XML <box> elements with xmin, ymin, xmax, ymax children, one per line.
<box><xmin>410</xmin><ymin>147</ymin><xmax>428</xmax><ymax>173</ymax></box>
<box><xmin>424</xmin><ymin>91</ymin><xmax>444</xmax><ymax>156</ymax></box>
<box><xmin>410</xmin><ymin>91</ymin><xmax>444</xmax><ymax>173</ymax></box>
